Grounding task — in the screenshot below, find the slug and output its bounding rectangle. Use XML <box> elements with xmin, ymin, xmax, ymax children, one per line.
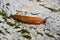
<box><xmin>11</xmin><ymin>14</ymin><xmax>45</xmax><ymax>24</ymax></box>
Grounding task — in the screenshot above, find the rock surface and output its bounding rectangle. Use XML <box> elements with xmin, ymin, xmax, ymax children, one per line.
<box><xmin>0</xmin><ymin>0</ymin><xmax>60</xmax><ymax>40</ymax></box>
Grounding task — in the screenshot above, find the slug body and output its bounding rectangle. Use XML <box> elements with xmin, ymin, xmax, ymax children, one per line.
<box><xmin>12</xmin><ymin>14</ymin><xmax>45</xmax><ymax>24</ymax></box>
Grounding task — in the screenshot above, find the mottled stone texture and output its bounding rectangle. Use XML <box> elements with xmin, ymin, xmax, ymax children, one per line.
<box><xmin>0</xmin><ymin>0</ymin><xmax>60</xmax><ymax>40</ymax></box>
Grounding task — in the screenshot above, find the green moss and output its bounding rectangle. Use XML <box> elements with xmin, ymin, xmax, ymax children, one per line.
<box><xmin>0</xmin><ymin>10</ymin><xmax>15</xmax><ymax>26</ymax></box>
<box><xmin>0</xmin><ymin>10</ymin><xmax>13</xmax><ymax>22</ymax></box>
<box><xmin>0</xmin><ymin>11</ymin><xmax>6</xmax><ymax>16</ymax></box>
<box><xmin>0</xmin><ymin>10</ymin><xmax>7</xmax><ymax>17</ymax></box>
<box><xmin>6</xmin><ymin>22</ymin><xmax>15</xmax><ymax>26</ymax></box>
<box><xmin>18</xmin><ymin>29</ymin><xmax>30</xmax><ymax>34</ymax></box>
<box><xmin>21</xmin><ymin>34</ymin><xmax>31</xmax><ymax>40</ymax></box>
<box><xmin>3</xmin><ymin>16</ymin><xmax>7</xmax><ymax>21</ymax></box>
<box><xmin>18</xmin><ymin>29</ymin><xmax>31</xmax><ymax>40</ymax></box>
<box><xmin>0</xmin><ymin>10</ymin><xmax>8</xmax><ymax>21</ymax></box>
<box><xmin>14</xmin><ymin>20</ymin><xmax>21</xmax><ymax>25</ymax></box>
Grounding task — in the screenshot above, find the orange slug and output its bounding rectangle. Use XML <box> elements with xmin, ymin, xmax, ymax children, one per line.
<box><xmin>11</xmin><ymin>14</ymin><xmax>45</xmax><ymax>24</ymax></box>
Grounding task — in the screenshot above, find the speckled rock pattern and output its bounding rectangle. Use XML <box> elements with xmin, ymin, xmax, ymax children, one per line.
<box><xmin>0</xmin><ymin>0</ymin><xmax>60</xmax><ymax>40</ymax></box>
